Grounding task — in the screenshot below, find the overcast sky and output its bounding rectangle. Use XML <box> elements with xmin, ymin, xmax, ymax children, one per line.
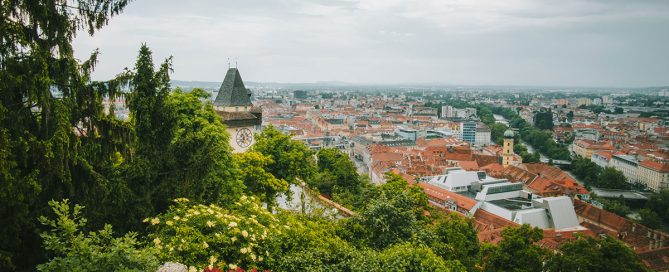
<box><xmin>73</xmin><ymin>0</ymin><xmax>669</xmax><ymax>87</ymax></box>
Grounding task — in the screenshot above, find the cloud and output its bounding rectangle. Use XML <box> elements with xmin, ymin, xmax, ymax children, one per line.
<box><xmin>73</xmin><ymin>0</ymin><xmax>669</xmax><ymax>86</ymax></box>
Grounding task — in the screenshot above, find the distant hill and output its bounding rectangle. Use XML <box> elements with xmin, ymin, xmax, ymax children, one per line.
<box><xmin>171</xmin><ymin>80</ymin><xmax>669</xmax><ymax>93</ymax></box>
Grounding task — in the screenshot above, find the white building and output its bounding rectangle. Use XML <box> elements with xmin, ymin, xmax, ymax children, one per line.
<box><xmin>638</xmin><ymin>160</ymin><xmax>669</xmax><ymax>192</ymax></box>
<box><xmin>475</xmin><ymin>123</ymin><xmax>492</xmax><ymax>146</ymax></box>
<box><xmin>591</xmin><ymin>151</ymin><xmax>612</xmax><ymax>168</ymax></box>
<box><xmin>441</xmin><ymin>105</ymin><xmax>454</xmax><ymax>118</ymax></box>
<box><xmin>426</xmin><ymin>169</ymin><xmax>581</xmax><ymax>230</ymax></box>
<box><xmin>609</xmin><ymin>155</ymin><xmax>639</xmax><ymax>184</ymax></box>
<box><xmin>602</xmin><ymin>95</ymin><xmax>613</xmax><ymax>105</ymax></box>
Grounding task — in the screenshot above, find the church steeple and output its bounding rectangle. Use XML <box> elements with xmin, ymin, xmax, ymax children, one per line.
<box><xmin>214</xmin><ymin>68</ymin><xmax>252</xmax><ymax>108</ymax></box>
<box><xmin>502</xmin><ymin>129</ymin><xmax>515</xmax><ymax>167</ymax></box>
<box><xmin>213</xmin><ymin>67</ymin><xmax>262</xmax><ymax>153</ymax></box>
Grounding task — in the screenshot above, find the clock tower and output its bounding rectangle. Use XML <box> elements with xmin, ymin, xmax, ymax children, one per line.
<box><xmin>214</xmin><ymin>68</ymin><xmax>262</xmax><ymax>153</ymax></box>
<box><xmin>502</xmin><ymin>129</ymin><xmax>516</xmax><ymax>167</ymax></box>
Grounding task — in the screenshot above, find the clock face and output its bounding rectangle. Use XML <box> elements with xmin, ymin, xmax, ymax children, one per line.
<box><xmin>235</xmin><ymin>128</ymin><xmax>253</xmax><ymax>148</ymax></box>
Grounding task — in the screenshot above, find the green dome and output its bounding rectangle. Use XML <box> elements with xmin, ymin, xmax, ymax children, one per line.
<box><xmin>504</xmin><ymin>129</ymin><xmax>514</xmax><ymax>138</ymax></box>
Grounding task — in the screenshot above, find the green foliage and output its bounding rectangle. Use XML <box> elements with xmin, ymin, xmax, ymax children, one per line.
<box><xmin>265</xmin><ymin>215</ymin><xmax>378</xmax><ymax>271</ymax></box>
<box><xmin>111</xmin><ymin>48</ymin><xmax>244</xmax><ymax>232</ymax></box>
<box><xmin>266</xmin><ymin>213</ymin><xmax>466</xmax><ymax>272</ymax></box>
<box><xmin>599</xmin><ymin>198</ymin><xmax>632</xmax><ymax>217</ymax></box>
<box><xmin>638</xmin><ymin>209</ymin><xmax>662</xmax><ymax>229</ymax></box>
<box><xmin>490</xmin><ymin>123</ymin><xmax>508</xmax><ymax>145</ymax></box>
<box><xmin>314</xmin><ymin>148</ymin><xmax>374</xmax><ymax>210</ymax></box>
<box><xmin>127</xmin><ymin>45</ymin><xmax>174</xmax><ymax>158</ymax></box>
<box><xmin>597</xmin><ymin>167</ymin><xmax>630</xmax><ymax>190</ymax></box>
<box><xmin>574</xmin><ymin>160</ymin><xmax>630</xmax><ymax>190</ymax></box>
<box><xmin>534</xmin><ymin>111</ymin><xmax>554</xmax><ymax>130</ymax></box>
<box><xmin>647</xmin><ymin>189</ymin><xmax>669</xmax><ymax>225</ymax></box>
<box><xmin>572</xmin><ymin>158</ymin><xmax>602</xmax><ymax>184</ymax></box>
<box><xmin>146</xmin><ymin>196</ymin><xmax>280</xmax><ymax>270</ymax></box>
<box><xmin>1</xmin><ymin>1</ymin><xmax>132</xmax><ymax>268</ymax></box>
<box><xmin>546</xmin><ymin>236</ymin><xmax>650</xmax><ymax>272</ymax></box>
<box><xmin>430</xmin><ymin>213</ymin><xmax>480</xmax><ymax>270</ymax></box>
<box><xmin>253</xmin><ymin>125</ymin><xmax>316</xmax><ymax>184</ymax></box>
<box><xmin>341</xmin><ymin>173</ymin><xmax>430</xmax><ymax>250</ymax></box>
<box><xmin>378</xmin><ymin>243</ymin><xmax>465</xmax><ymax>272</ymax></box>
<box><xmin>316</xmin><ymin>148</ymin><xmax>358</xmax><ymax>193</ymax></box>
<box><xmin>483</xmin><ymin>225</ymin><xmax>547</xmax><ymax>272</ymax></box>
<box><xmin>490</xmin><ymin>106</ymin><xmax>571</xmax><ymax>161</ymax></box>
<box><xmin>235</xmin><ymin>151</ymin><xmax>289</xmax><ymax>209</ymax></box>
<box><xmin>38</xmin><ymin>200</ymin><xmax>159</xmax><ymax>272</ymax></box>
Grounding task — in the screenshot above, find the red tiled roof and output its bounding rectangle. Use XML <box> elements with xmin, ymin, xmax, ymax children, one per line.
<box><xmin>474</xmin><ymin>154</ymin><xmax>500</xmax><ymax>167</ymax></box>
<box><xmin>574</xmin><ymin>199</ymin><xmax>669</xmax><ymax>254</ymax></box>
<box><xmin>640</xmin><ymin>160</ymin><xmax>669</xmax><ymax>173</ymax></box>
<box><xmin>458</xmin><ymin>161</ymin><xmax>479</xmax><ymax>171</ymax></box>
<box><xmin>638</xmin><ymin>247</ymin><xmax>669</xmax><ymax>271</ymax></box>
<box><xmin>481</xmin><ymin>163</ymin><xmax>505</xmax><ymax>176</ymax></box>
<box><xmin>418</xmin><ymin>182</ymin><xmax>477</xmax><ymax>211</ymax></box>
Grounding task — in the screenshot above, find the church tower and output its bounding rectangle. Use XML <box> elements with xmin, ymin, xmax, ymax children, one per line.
<box><xmin>214</xmin><ymin>68</ymin><xmax>262</xmax><ymax>153</ymax></box>
<box><xmin>502</xmin><ymin>129</ymin><xmax>515</xmax><ymax>167</ymax></box>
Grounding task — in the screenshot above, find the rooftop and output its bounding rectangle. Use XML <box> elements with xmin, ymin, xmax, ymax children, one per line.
<box><xmin>214</xmin><ymin>68</ymin><xmax>253</xmax><ymax>107</ymax></box>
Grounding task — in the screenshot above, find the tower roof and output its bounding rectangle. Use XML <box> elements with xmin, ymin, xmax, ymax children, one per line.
<box><xmin>504</xmin><ymin>129</ymin><xmax>515</xmax><ymax>138</ymax></box>
<box><xmin>214</xmin><ymin>68</ymin><xmax>252</xmax><ymax>107</ymax></box>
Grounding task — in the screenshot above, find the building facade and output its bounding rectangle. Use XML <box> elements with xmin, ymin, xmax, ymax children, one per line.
<box><xmin>638</xmin><ymin>160</ymin><xmax>669</xmax><ymax>192</ymax></box>
<box><xmin>475</xmin><ymin>123</ymin><xmax>492</xmax><ymax>146</ymax></box>
<box><xmin>609</xmin><ymin>155</ymin><xmax>640</xmax><ymax>185</ymax></box>
<box><xmin>460</xmin><ymin>121</ymin><xmax>477</xmax><ymax>145</ymax></box>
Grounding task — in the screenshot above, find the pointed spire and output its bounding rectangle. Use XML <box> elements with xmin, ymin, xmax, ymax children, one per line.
<box><xmin>214</xmin><ymin>68</ymin><xmax>252</xmax><ymax>107</ymax></box>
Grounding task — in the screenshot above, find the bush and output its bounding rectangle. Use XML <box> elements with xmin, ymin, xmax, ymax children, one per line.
<box><xmin>146</xmin><ymin>196</ymin><xmax>283</xmax><ymax>270</ymax></box>
<box><xmin>38</xmin><ymin>200</ymin><xmax>159</xmax><ymax>272</ymax></box>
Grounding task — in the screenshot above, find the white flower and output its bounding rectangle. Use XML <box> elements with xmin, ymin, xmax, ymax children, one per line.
<box><xmin>188</xmin><ymin>266</ymin><xmax>197</xmax><ymax>272</ymax></box>
<box><xmin>209</xmin><ymin>256</ymin><xmax>218</xmax><ymax>265</ymax></box>
<box><xmin>206</xmin><ymin>220</ymin><xmax>215</xmax><ymax>228</ymax></box>
<box><xmin>241</xmin><ymin>230</ymin><xmax>249</xmax><ymax>238</ymax></box>
<box><xmin>153</xmin><ymin>238</ymin><xmax>161</xmax><ymax>245</ymax></box>
<box><xmin>231</xmin><ymin>237</ymin><xmax>237</xmax><ymax>242</ymax></box>
<box><xmin>173</xmin><ymin>216</ymin><xmax>181</xmax><ymax>220</ymax></box>
<box><xmin>150</xmin><ymin>218</ymin><xmax>160</xmax><ymax>225</ymax></box>
<box><xmin>240</xmin><ymin>248</ymin><xmax>248</xmax><ymax>254</ymax></box>
<box><xmin>203</xmin><ymin>242</ymin><xmax>209</xmax><ymax>249</ymax></box>
<box><xmin>259</xmin><ymin>256</ymin><xmax>264</xmax><ymax>262</ymax></box>
<box><xmin>228</xmin><ymin>221</ymin><xmax>238</xmax><ymax>227</ymax></box>
<box><xmin>250</xmin><ymin>254</ymin><xmax>256</xmax><ymax>261</ymax></box>
<box><xmin>229</xmin><ymin>264</ymin><xmax>237</xmax><ymax>270</ymax></box>
<box><xmin>166</xmin><ymin>220</ymin><xmax>174</xmax><ymax>226</ymax></box>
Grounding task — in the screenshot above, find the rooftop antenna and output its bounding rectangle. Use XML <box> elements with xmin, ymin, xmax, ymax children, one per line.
<box><xmin>227</xmin><ymin>58</ymin><xmax>230</xmax><ymax>69</ymax></box>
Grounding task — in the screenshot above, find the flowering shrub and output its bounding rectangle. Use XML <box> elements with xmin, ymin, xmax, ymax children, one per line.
<box><xmin>146</xmin><ymin>196</ymin><xmax>286</xmax><ymax>270</ymax></box>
